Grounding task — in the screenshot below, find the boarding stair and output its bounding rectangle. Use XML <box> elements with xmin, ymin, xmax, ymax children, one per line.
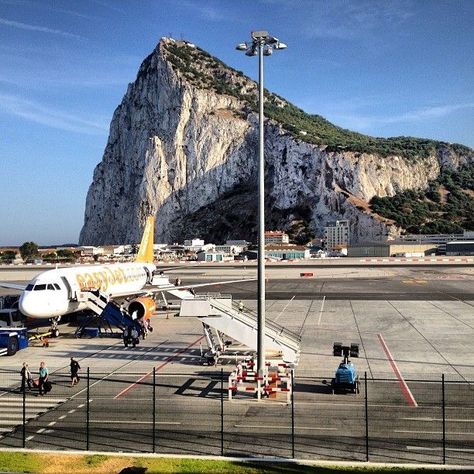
<box><xmin>74</xmin><ymin>290</ymin><xmax>141</xmax><ymax>337</ymax></box>
<box><xmin>178</xmin><ymin>294</ymin><xmax>301</xmax><ymax>365</ymax></box>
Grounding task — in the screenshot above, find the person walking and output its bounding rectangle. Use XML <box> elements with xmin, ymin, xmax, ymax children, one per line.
<box><xmin>38</xmin><ymin>361</ymin><xmax>48</xmax><ymax>396</ymax></box>
<box><xmin>20</xmin><ymin>362</ymin><xmax>32</xmax><ymax>392</ymax></box>
<box><xmin>70</xmin><ymin>357</ymin><xmax>81</xmax><ymax>387</ymax></box>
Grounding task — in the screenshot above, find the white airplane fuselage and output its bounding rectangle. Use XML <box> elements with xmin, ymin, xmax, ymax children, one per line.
<box><xmin>19</xmin><ymin>262</ymin><xmax>156</xmax><ymax>319</ymax></box>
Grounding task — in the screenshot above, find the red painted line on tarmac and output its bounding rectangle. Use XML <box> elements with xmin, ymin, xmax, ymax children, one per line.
<box><xmin>378</xmin><ymin>334</ymin><xmax>418</xmax><ymax>407</ymax></box>
<box><xmin>114</xmin><ymin>335</ymin><xmax>205</xmax><ymax>399</ymax></box>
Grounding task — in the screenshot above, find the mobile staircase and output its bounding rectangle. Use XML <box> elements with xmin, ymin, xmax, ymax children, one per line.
<box><xmin>178</xmin><ymin>293</ymin><xmax>301</xmax><ymax>365</ymax></box>
<box><xmin>74</xmin><ymin>290</ymin><xmax>141</xmax><ymax>338</ymax></box>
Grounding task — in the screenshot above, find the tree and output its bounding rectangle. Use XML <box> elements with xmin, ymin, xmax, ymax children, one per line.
<box><xmin>0</xmin><ymin>250</ymin><xmax>17</xmax><ymax>262</ymax></box>
<box><xmin>56</xmin><ymin>249</ymin><xmax>76</xmax><ymax>262</ymax></box>
<box><xmin>19</xmin><ymin>242</ymin><xmax>38</xmax><ymax>261</ymax></box>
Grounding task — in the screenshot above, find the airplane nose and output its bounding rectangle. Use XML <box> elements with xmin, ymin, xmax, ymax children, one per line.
<box><xmin>19</xmin><ymin>293</ymin><xmax>37</xmax><ymax>318</ymax></box>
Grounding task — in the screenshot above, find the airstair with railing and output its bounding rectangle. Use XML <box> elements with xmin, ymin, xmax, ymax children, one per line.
<box><xmin>178</xmin><ymin>293</ymin><xmax>301</xmax><ymax>365</ymax></box>
<box><xmin>74</xmin><ymin>290</ymin><xmax>142</xmax><ymax>337</ymax></box>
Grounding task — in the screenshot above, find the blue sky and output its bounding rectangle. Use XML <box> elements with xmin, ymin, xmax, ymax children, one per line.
<box><xmin>0</xmin><ymin>0</ymin><xmax>472</xmax><ymax>245</ymax></box>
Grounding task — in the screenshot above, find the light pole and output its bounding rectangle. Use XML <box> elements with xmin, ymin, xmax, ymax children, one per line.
<box><xmin>236</xmin><ymin>31</ymin><xmax>287</xmax><ymax>379</ymax></box>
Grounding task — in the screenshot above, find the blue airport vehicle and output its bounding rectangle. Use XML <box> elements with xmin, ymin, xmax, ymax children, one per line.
<box><xmin>330</xmin><ymin>342</ymin><xmax>360</xmax><ymax>394</ymax></box>
<box><xmin>0</xmin><ymin>327</ymin><xmax>29</xmax><ymax>356</ymax></box>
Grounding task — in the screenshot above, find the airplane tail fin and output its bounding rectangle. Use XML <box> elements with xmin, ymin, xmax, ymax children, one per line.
<box><xmin>135</xmin><ymin>215</ymin><xmax>155</xmax><ymax>264</ymax></box>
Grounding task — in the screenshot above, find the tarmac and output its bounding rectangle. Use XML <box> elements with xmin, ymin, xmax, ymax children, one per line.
<box><xmin>0</xmin><ymin>262</ymin><xmax>473</xmax><ymax>465</ymax></box>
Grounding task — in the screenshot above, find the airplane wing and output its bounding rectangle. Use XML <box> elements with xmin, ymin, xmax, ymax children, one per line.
<box><xmin>0</xmin><ymin>282</ymin><xmax>27</xmax><ymax>291</ymax></box>
<box><xmin>110</xmin><ymin>278</ymin><xmax>256</xmax><ymax>299</ymax></box>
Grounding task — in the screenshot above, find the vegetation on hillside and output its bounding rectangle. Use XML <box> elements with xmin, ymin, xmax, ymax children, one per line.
<box><xmin>370</xmin><ymin>165</ymin><xmax>474</xmax><ymax>234</ymax></box>
<box><xmin>161</xmin><ymin>41</ymin><xmax>472</xmax><ymax>161</ymax></box>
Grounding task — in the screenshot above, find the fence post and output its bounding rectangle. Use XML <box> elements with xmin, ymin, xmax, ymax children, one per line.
<box><xmin>152</xmin><ymin>367</ymin><xmax>156</xmax><ymax>453</ymax></box>
<box><xmin>365</xmin><ymin>371</ymin><xmax>369</xmax><ymax>462</ymax></box>
<box><xmin>22</xmin><ymin>374</ymin><xmax>26</xmax><ymax>448</ymax></box>
<box><xmin>86</xmin><ymin>367</ymin><xmax>90</xmax><ymax>451</ymax></box>
<box><xmin>442</xmin><ymin>373</ymin><xmax>446</xmax><ymax>464</ymax></box>
<box><xmin>291</xmin><ymin>369</ymin><xmax>295</xmax><ymax>459</ymax></box>
<box><xmin>220</xmin><ymin>368</ymin><xmax>224</xmax><ymax>456</ymax></box>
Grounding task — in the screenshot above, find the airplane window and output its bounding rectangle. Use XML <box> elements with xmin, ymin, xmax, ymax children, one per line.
<box><xmin>53</xmin><ymin>283</ymin><xmax>61</xmax><ymax>290</ymax></box>
<box><xmin>47</xmin><ymin>284</ymin><xmax>55</xmax><ymax>290</ymax></box>
<box><xmin>25</xmin><ymin>284</ymin><xmax>34</xmax><ymax>291</ymax></box>
<box><xmin>34</xmin><ymin>284</ymin><xmax>46</xmax><ymax>291</ymax></box>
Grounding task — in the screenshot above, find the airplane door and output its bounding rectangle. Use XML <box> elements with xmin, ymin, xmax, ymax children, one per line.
<box><xmin>61</xmin><ymin>277</ymin><xmax>73</xmax><ymax>299</ymax></box>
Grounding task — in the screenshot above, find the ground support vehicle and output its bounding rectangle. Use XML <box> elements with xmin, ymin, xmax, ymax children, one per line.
<box><xmin>329</xmin><ymin>342</ymin><xmax>360</xmax><ymax>394</ymax></box>
<box><xmin>0</xmin><ymin>327</ymin><xmax>29</xmax><ymax>356</ymax></box>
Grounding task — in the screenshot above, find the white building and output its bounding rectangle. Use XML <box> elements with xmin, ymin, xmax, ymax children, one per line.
<box><xmin>214</xmin><ymin>245</ymin><xmax>245</xmax><ymax>255</ymax></box>
<box><xmin>324</xmin><ymin>220</ymin><xmax>350</xmax><ymax>251</ymax></box>
<box><xmin>183</xmin><ymin>238</ymin><xmax>205</xmax><ymax>252</ymax></box>
<box><xmin>196</xmin><ymin>251</ymin><xmax>232</xmax><ymax>262</ymax></box>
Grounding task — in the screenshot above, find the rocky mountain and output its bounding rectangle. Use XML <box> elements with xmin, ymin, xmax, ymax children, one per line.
<box><xmin>79</xmin><ymin>38</ymin><xmax>474</xmax><ymax>245</ymax></box>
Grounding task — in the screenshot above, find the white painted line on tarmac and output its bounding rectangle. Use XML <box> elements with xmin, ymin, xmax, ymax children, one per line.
<box><xmin>68</xmin><ymin>409</ymin><xmax>76</xmax><ymax>414</ymax></box>
<box><xmin>317</xmin><ymin>296</ymin><xmax>326</xmax><ymax>326</ymax></box>
<box><xmin>378</xmin><ymin>333</ymin><xmax>418</xmax><ymax>407</ymax></box>
<box><xmin>274</xmin><ymin>296</ymin><xmax>295</xmax><ymax>323</ymax></box>
<box><xmin>403</xmin><ymin>417</ymin><xmax>474</xmax><ymax>422</ymax></box>
<box><xmin>396</xmin><ymin>430</ymin><xmax>471</xmax><ymax>435</ymax></box>
<box><xmin>88</xmin><ymin>420</ymin><xmax>181</xmax><ymax>425</ymax></box>
<box><xmin>36</xmin><ymin>429</ymin><xmax>45</xmax><ymax>434</ymax></box>
<box><xmin>25</xmin><ymin>435</ymin><xmax>34</xmax><ymax>441</ymax></box>
<box><xmin>407</xmin><ymin>446</ymin><xmax>474</xmax><ymax>452</ymax></box>
<box><xmin>77</xmin><ymin>404</ymin><xmax>84</xmax><ymax>408</ymax></box>
<box><xmin>48</xmin><ymin>421</ymin><xmax>56</xmax><ymax>426</ymax></box>
<box><xmin>58</xmin><ymin>415</ymin><xmax>66</xmax><ymax>420</ymax></box>
<box><xmin>234</xmin><ymin>424</ymin><xmax>337</xmax><ymax>431</ymax></box>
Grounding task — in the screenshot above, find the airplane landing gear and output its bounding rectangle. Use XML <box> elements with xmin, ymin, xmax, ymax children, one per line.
<box><xmin>49</xmin><ymin>316</ymin><xmax>61</xmax><ymax>337</ymax></box>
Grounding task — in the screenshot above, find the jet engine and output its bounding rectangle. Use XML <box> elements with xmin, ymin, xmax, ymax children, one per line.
<box><xmin>127</xmin><ymin>297</ymin><xmax>156</xmax><ymax>320</ymax></box>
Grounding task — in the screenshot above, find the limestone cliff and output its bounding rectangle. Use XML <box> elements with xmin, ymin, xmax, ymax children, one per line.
<box><xmin>79</xmin><ymin>38</ymin><xmax>474</xmax><ymax>245</ymax></box>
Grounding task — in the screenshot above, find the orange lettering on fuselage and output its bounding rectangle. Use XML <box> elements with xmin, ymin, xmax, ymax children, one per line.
<box><xmin>75</xmin><ymin>265</ymin><xmax>144</xmax><ymax>293</ymax></box>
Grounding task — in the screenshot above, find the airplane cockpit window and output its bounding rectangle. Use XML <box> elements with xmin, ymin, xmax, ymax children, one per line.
<box><xmin>25</xmin><ymin>284</ymin><xmax>34</xmax><ymax>291</ymax></box>
<box><xmin>53</xmin><ymin>283</ymin><xmax>61</xmax><ymax>290</ymax></box>
<box><xmin>47</xmin><ymin>284</ymin><xmax>55</xmax><ymax>290</ymax></box>
<box><xmin>33</xmin><ymin>284</ymin><xmax>46</xmax><ymax>291</ymax></box>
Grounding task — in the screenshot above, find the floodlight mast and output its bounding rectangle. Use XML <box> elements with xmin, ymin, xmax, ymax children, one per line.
<box><xmin>235</xmin><ymin>31</ymin><xmax>286</xmax><ymax>381</ymax></box>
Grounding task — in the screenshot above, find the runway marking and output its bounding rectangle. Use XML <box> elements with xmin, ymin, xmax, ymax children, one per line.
<box><xmin>378</xmin><ymin>333</ymin><xmax>417</xmax><ymax>407</ymax></box>
<box><xmin>407</xmin><ymin>446</ymin><xmax>474</xmax><ymax>452</ymax></box>
<box><xmin>317</xmin><ymin>296</ymin><xmax>326</xmax><ymax>326</ymax></box>
<box><xmin>48</xmin><ymin>421</ymin><xmax>56</xmax><ymax>426</ymax></box>
<box><xmin>68</xmin><ymin>409</ymin><xmax>76</xmax><ymax>414</ymax></box>
<box><xmin>114</xmin><ymin>335</ymin><xmax>205</xmax><ymax>399</ymax></box>
<box><xmin>77</xmin><ymin>404</ymin><xmax>84</xmax><ymax>408</ymax></box>
<box><xmin>36</xmin><ymin>428</ymin><xmax>45</xmax><ymax>434</ymax></box>
<box><xmin>25</xmin><ymin>435</ymin><xmax>34</xmax><ymax>441</ymax></box>
<box><xmin>396</xmin><ymin>430</ymin><xmax>470</xmax><ymax>435</ymax></box>
<box><xmin>403</xmin><ymin>417</ymin><xmax>474</xmax><ymax>422</ymax></box>
<box><xmin>89</xmin><ymin>420</ymin><xmax>181</xmax><ymax>425</ymax></box>
<box><xmin>274</xmin><ymin>296</ymin><xmax>295</xmax><ymax>322</ymax></box>
<box><xmin>235</xmin><ymin>424</ymin><xmax>337</xmax><ymax>431</ymax></box>
<box><xmin>58</xmin><ymin>415</ymin><xmax>66</xmax><ymax>420</ymax></box>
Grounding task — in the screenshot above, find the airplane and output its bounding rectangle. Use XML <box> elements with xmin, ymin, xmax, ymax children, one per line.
<box><xmin>0</xmin><ymin>216</ymin><xmax>253</xmax><ymax>336</ymax></box>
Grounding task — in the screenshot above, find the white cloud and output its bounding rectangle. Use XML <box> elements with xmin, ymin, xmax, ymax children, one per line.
<box><xmin>0</xmin><ymin>93</ymin><xmax>108</xmax><ymax>134</ymax></box>
<box><xmin>0</xmin><ymin>16</ymin><xmax>83</xmax><ymax>39</ymax></box>
<box><xmin>302</xmin><ymin>0</ymin><xmax>414</xmax><ymax>40</ymax></box>
<box><xmin>325</xmin><ymin>103</ymin><xmax>474</xmax><ymax>131</ymax></box>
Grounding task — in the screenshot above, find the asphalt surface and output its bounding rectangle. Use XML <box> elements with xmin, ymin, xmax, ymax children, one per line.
<box><xmin>0</xmin><ymin>265</ymin><xmax>473</xmax><ymax>466</ymax></box>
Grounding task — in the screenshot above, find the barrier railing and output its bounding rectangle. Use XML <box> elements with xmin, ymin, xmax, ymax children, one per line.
<box><xmin>0</xmin><ymin>369</ymin><xmax>473</xmax><ymax>466</ymax></box>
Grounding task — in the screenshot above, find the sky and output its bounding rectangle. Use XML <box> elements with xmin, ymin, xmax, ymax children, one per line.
<box><xmin>0</xmin><ymin>0</ymin><xmax>472</xmax><ymax>246</ymax></box>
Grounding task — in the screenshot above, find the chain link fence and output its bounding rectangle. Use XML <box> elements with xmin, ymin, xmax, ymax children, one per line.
<box><xmin>0</xmin><ymin>369</ymin><xmax>473</xmax><ymax>465</ymax></box>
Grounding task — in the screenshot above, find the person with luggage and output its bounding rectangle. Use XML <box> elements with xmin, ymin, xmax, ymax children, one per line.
<box><xmin>70</xmin><ymin>357</ymin><xmax>81</xmax><ymax>387</ymax></box>
<box><xmin>38</xmin><ymin>361</ymin><xmax>49</xmax><ymax>396</ymax></box>
<box><xmin>20</xmin><ymin>362</ymin><xmax>33</xmax><ymax>392</ymax></box>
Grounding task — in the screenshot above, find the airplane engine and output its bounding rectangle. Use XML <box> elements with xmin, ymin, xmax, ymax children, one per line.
<box><xmin>127</xmin><ymin>297</ymin><xmax>156</xmax><ymax>320</ymax></box>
